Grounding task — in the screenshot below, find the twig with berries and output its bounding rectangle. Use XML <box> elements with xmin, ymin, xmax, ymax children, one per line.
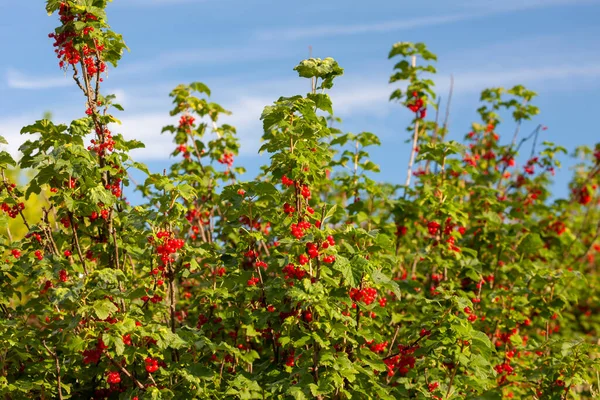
<box><xmin>103</xmin><ymin>350</ymin><xmax>145</xmax><ymax>391</ymax></box>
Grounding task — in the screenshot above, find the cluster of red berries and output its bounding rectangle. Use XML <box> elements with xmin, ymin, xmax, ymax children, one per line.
<box><xmin>121</xmin><ymin>334</ymin><xmax>132</xmax><ymax>346</ymax></box>
<box><xmin>384</xmin><ymin>344</ymin><xmax>417</xmax><ymax>376</ymax></box>
<box><xmin>106</xmin><ymin>371</ymin><xmax>120</xmax><ymax>384</ymax></box>
<box><xmin>290</xmin><ymin>220</ymin><xmax>311</xmax><ymax>239</ymax></box>
<box><xmin>281</xmin><ymin>175</ymin><xmax>294</xmax><ymax>187</ymax></box>
<box><xmin>83</xmin><ymin>54</ymin><xmax>106</xmax><ymax>77</ymax></box>
<box><xmin>463</xmin><ymin>306</ymin><xmax>478</xmax><ymax>323</ymax></box>
<box><xmin>239</xmin><ymin>215</ymin><xmax>267</xmax><ymax>233</ymax></box>
<box><xmin>175</xmin><ymin>144</ymin><xmax>190</xmax><ymax>159</ymax></box>
<box><xmin>255</xmin><ymin>260</ymin><xmax>268</xmax><ymax>270</ymax></box>
<box><xmin>247</xmin><ymin>277</ymin><xmax>260</xmax><ymax>286</ymax></box>
<box><xmin>482</xmin><ymin>150</ymin><xmax>496</xmax><ymax>161</ymax></box>
<box><xmin>59</xmin><ymin>269</ymin><xmax>68</xmax><ymax>282</ymax></box>
<box><xmin>494</xmin><ymin>361</ymin><xmax>515</xmax><ymax>384</ymax></box>
<box><xmin>89</xmin><ymin>128</ymin><xmax>115</xmax><ymax>157</ymax></box>
<box><xmin>105</xmin><ymin>178</ymin><xmax>122</xmax><ymax>198</ymax></box>
<box><xmin>366</xmin><ymin>340</ymin><xmax>388</xmax><ymax>354</ymax></box>
<box><xmin>218</xmin><ymin>152</ymin><xmax>234</xmax><ymax>167</ymax></box>
<box><xmin>349</xmin><ymin>287</ymin><xmax>378</xmax><ymax>305</ymax></box>
<box><xmin>50</xmin><ymin>5</ymin><xmax>106</xmax><ymax>77</ymax></box>
<box><xmin>283</xmin><ymin>203</ymin><xmax>296</xmax><ymax>214</ymax></box>
<box><xmin>500</xmin><ymin>154</ymin><xmax>516</xmax><ymax>167</ymax></box>
<box><xmin>39</xmin><ymin>280</ymin><xmax>53</xmax><ymax>295</ymax></box>
<box><xmin>50</xmin><ymin>31</ymin><xmax>79</xmax><ymax>67</ymax></box>
<box><xmin>549</xmin><ymin>220</ymin><xmax>567</xmax><ymax>236</ymax></box>
<box><xmin>244</xmin><ymin>249</ymin><xmax>258</xmax><ymax>259</ymax></box>
<box><xmin>407</xmin><ymin>91</ymin><xmax>427</xmax><ymax>119</ymax></box>
<box><xmin>323</xmin><ymin>235</ymin><xmax>335</xmax><ymax>248</ymax></box>
<box><xmin>141</xmin><ymin>293</ymin><xmax>163</xmax><ymax>304</ymax></box>
<box><xmin>1</xmin><ymin>202</ymin><xmax>24</xmax><ymax>219</ymax></box>
<box><xmin>285</xmin><ymin>350</ymin><xmax>296</xmax><ymax>367</ymax></box>
<box><xmin>282</xmin><ymin>263</ymin><xmax>306</xmax><ymax>280</ymax></box>
<box><xmin>523</xmin><ymin>157</ymin><xmax>539</xmax><ymax>175</ymax></box>
<box><xmin>463</xmin><ymin>153</ymin><xmax>480</xmax><ymax>167</ymax></box>
<box><xmin>298</xmin><ymin>254</ymin><xmax>309</xmax><ymax>265</ymax></box>
<box><xmin>197</xmin><ymin>314</ymin><xmax>210</xmax><ymax>328</ymax></box>
<box><xmin>494</xmin><ymin>328</ymin><xmax>519</xmax><ymax>348</ymax></box>
<box><xmin>395</xmin><ymin>225</ymin><xmax>408</xmax><ymax>236</ymax></box>
<box><xmin>151</xmin><ymin>230</ymin><xmax>185</xmax><ymax>266</ymax></box>
<box><xmin>186</xmin><ymin>208</ymin><xmax>211</xmax><ymax>226</ymax></box>
<box><xmin>25</xmin><ymin>230</ymin><xmax>42</xmax><ymax>246</ymax></box>
<box><xmin>574</xmin><ymin>185</ymin><xmax>594</xmax><ymax>205</ymax></box>
<box><xmin>427</xmin><ymin>221</ymin><xmax>440</xmax><ymax>235</ymax></box>
<box><xmin>89</xmin><ymin>208</ymin><xmax>110</xmax><ymax>222</ymax></box>
<box><xmin>178</xmin><ymin>115</ymin><xmax>195</xmax><ymax>133</ymax></box>
<box><xmin>145</xmin><ymin>357</ymin><xmax>160</xmax><ymax>373</ymax></box>
<box><xmin>302</xmin><ymin>310</ymin><xmax>313</xmax><ymax>322</ymax></box>
<box><xmin>301</xmin><ymin>185</ymin><xmax>311</xmax><ymax>198</ymax></box>
<box><xmin>322</xmin><ymin>255</ymin><xmax>335</xmax><ymax>263</ymax></box>
<box><xmin>82</xmin><ymin>338</ymin><xmax>107</xmax><ymax>364</ymax></box>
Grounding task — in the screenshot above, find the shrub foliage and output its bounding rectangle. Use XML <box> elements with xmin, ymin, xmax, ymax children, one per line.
<box><xmin>0</xmin><ymin>1</ymin><xmax>599</xmax><ymax>399</ymax></box>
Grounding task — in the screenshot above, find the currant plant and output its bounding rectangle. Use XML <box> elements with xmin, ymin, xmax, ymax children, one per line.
<box><xmin>0</xmin><ymin>1</ymin><xmax>599</xmax><ymax>400</ymax></box>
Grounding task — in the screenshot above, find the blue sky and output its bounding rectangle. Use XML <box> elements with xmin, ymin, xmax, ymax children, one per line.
<box><xmin>1</xmin><ymin>0</ymin><xmax>599</xmax><ymax>199</ymax></box>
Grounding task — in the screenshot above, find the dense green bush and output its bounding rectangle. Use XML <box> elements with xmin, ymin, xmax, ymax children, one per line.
<box><xmin>0</xmin><ymin>1</ymin><xmax>599</xmax><ymax>399</ymax></box>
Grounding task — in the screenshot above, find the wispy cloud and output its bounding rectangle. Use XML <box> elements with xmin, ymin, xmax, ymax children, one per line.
<box><xmin>449</xmin><ymin>64</ymin><xmax>600</xmax><ymax>93</ymax></box>
<box><xmin>114</xmin><ymin>95</ymin><xmax>271</xmax><ymax>160</ymax></box>
<box><xmin>255</xmin><ymin>0</ymin><xmax>599</xmax><ymax>41</ymax></box>
<box><xmin>256</xmin><ymin>14</ymin><xmax>468</xmax><ymax>41</ymax></box>
<box><xmin>456</xmin><ymin>0</ymin><xmax>598</xmax><ymax>12</ymax></box>
<box><xmin>115</xmin><ymin>44</ymin><xmax>290</xmax><ymax>76</ymax></box>
<box><xmin>3</xmin><ymin>62</ymin><xmax>599</xmax><ymax>162</ymax></box>
<box><xmin>0</xmin><ymin>116</ymin><xmax>35</xmax><ymax>156</ymax></box>
<box><xmin>115</xmin><ymin>0</ymin><xmax>216</xmax><ymax>6</ymax></box>
<box><xmin>7</xmin><ymin>43</ymin><xmax>291</xmax><ymax>90</ymax></box>
<box><xmin>6</xmin><ymin>68</ymin><xmax>72</xmax><ymax>90</ymax></box>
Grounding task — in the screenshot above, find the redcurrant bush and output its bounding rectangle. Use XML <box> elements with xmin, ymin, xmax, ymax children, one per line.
<box><xmin>0</xmin><ymin>1</ymin><xmax>599</xmax><ymax>399</ymax></box>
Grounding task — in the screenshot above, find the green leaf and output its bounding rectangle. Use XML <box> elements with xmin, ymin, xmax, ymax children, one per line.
<box><xmin>332</xmin><ymin>255</ymin><xmax>355</xmax><ymax>287</ymax></box>
<box><xmin>0</xmin><ymin>151</ymin><xmax>16</xmax><ymax>167</ymax></box>
<box><xmin>93</xmin><ymin>300</ymin><xmax>118</xmax><ymax>320</ymax></box>
<box><xmin>517</xmin><ymin>233</ymin><xmax>543</xmax><ymax>254</ymax></box>
<box><xmin>190</xmin><ymin>82</ymin><xmax>211</xmax><ymax>96</ymax></box>
<box><xmin>294</xmin><ymin>58</ymin><xmax>344</xmax><ymax>89</ymax></box>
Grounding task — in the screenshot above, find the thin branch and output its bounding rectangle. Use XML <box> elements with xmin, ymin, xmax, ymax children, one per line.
<box><xmin>404</xmin><ymin>56</ymin><xmax>420</xmax><ymax>195</ymax></box>
<box><xmin>386</xmin><ymin>325</ymin><xmax>401</xmax><ymax>357</ymax></box>
<box><xmin>1</xmin><ymin>170</ymin><xmax>31</xmax><ymax>231</ymax></box>
<box><xmin>442</xmin><ymin>74</ymin><xmax>454</xmax><ymax>136</ymax></box>
<box><xmin>103</xmin><ymin>350</ymin><xmax>145</xmax><ymax>390</ymax></box>
<box><xmin>42</xmin><ymin>341</ymin><xmax>64</xmax><ymax>400</ymax></box>
<box><xmin>68</xmin><ymin>212</ymin><xmax>88</xmax><ymax>275</ymax></box>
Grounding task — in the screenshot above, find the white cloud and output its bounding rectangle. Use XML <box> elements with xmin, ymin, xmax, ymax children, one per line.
<box><xmin>256</xmin><ymin>14</ymin><xmax>469</xmax><ymax>41</ymax></box>
<box><xmin>114</xmin><ymin>94</ymin><xmax>270</xmax><ymax>160</ymax></box>
<box><xmin>326</xmin><ymin>63</ymin><xmax>600</xmax><ymax>120</ymax></box>
<box><xmin>7</xmin><ymin>44</ymin><xmax>291</xmax><ymax>90</ymax></box>
<box><xmin>0</xmin><ymin>116</ymin><xmax>35</xmax><ymax>156</ymax></box>
<box><xmin>255</xmin><ymin>0</ymin><xmax>599</xmax><ymax>40</ymax></box>
<box><xmin>115</xmin><ymin>0</ymin><xmax>215</xmax><ymax>6</ymax></box>
<box><xmin>457</xmin><ymin>0</ymin><xmax>598</xmax><ymax>12</ymax></box>
<box><xmin>449</xmin><ymin>64</ymin><xmax>600</xmax><ymax>93</ymax></box>
<box><xmin>2</xmin><ymin>62</ymin><xmax>600</xmax><ymax>162</ymax></box>
<box><xmin>6</xmin><ymin>68</ymin><xmax>72</xmax><ymax>90</ymax></box>
<box><xmin>112</xmin><ymin>89</ymin><xmax>128</xmax><ymax>107</ymax></box>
